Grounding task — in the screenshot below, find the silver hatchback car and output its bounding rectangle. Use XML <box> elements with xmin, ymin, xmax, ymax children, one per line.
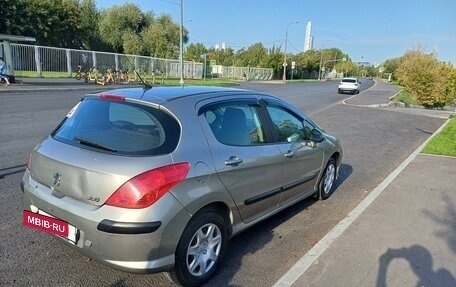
<box><xmin>21</xmin><ymin>86</ymin><xmax>342</xmax><ymax>287</ymax></box>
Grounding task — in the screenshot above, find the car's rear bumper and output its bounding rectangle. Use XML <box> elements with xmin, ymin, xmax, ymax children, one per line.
<box><xmin>21</xmin><ymin>169</ymin><xmax>191</xmax><ymax>273</ymax></box>
<box><xmin>338</xmin><ymin>86</ymin><xmax>359</xmax><ymax>93</ymax></box>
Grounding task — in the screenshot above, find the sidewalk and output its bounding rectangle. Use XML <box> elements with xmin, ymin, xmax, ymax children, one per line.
<box><xmin>0</xmin><ymin>77</ymin><xmax>139</xmax><ymax>93</ymax></box>
<box><xmin>275</xmin><ymin>151</ymin><xmax>456</xmax><ymax>286</ymax></box>
<box><xmin>274</xmin><ymin>81</ymin><xmax>456</xmax><ymax>286</ymax></box>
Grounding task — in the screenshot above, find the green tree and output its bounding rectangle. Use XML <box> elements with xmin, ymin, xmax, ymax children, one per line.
<box><xmin>98</xmin><ymin>3</ymin><xmax>146</xmax><ymax>53</ymax></box>
<box><xmin>0</xmin><ymin>0</ymin><xmax>29</xmax><ymax>35</ymax></box>
<box><xmin>261</xmin><ymin>45</ymin><xmax>284</xmax><ymax>72</ymax></box>
<box><xmin>297</xmin><ymin>50</ymin><xmax>321</xmax><ymax>72</ymax></box>
<box><xmin>2</xmin><ymin>0</ymin><xmax>85</xmax><ymax>48</ymax></box>
<box><xmin>234</xmin><ymin>43</ymin><xmax>267</xmax><ymax>67</ymax></box>
<box><xmin>184</xmin><ymin>43</ymin><xmax>208</xmax><ymax>62</ymax></box>
<box><xmin>207</xmin><ymin>47</ymin><xmax>235</xmax><ymax>66</ymax></box>
<box><xmin>122</xmin><ymin>31</ymin><xmax>143</xmax><ymax>55</ymax></box>
<box><xmin>381</xmin><ymin>57</ymin><xmax>402</xmax><ymax>79</ymax></box>
<box><xmin>141</xmin><ymin>14</ymin><xmax>188</xmax><ymax>58</ymax></box>
<box><xmin>79</xmin><ymin>0</ymin><xmax>107</xmax><ymax>51</ymax></box>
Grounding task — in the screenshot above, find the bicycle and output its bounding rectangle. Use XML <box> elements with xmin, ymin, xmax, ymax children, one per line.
<box><xmin>75</xmin><ymin>65</ymin><xmax>89</xmax><ymax>83</ymax></box>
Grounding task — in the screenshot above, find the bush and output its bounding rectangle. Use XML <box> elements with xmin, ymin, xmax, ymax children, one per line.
<box><xmin>443</xmin><ymin>63</ymin><xmax>456</xmax><ymax>106</ymax></box>
<box><xmin>395</xmin><ymin>50</ymin><xmax>456</xmax><ymax>108</ymax></box>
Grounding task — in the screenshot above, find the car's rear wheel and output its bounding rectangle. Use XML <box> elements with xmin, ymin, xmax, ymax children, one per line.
<box><xmin>319</xmin><ymin>157</ymin><xmax>336</xmax><ymax>200</ymax></box>
<box><xmin>169</xmin><ymin>209</ymin><xmax>227</xmax><ymax>287</ymax></box>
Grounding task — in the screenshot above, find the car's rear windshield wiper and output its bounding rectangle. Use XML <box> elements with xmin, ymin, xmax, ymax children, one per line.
<box><xmin>74</xmin><ymin>136</ymin><xmax>117</xmax><ymax>152</ymax></box>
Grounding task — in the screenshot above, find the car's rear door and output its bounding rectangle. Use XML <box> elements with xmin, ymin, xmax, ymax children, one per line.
<box><xmin>198</xmin><ymin>98</ymin><xmax>284</xmax><ymax>223</ymax></box>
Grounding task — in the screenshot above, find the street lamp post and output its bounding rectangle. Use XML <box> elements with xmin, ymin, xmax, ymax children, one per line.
<box><xmin>282</xmin><ymin>20</ymin><xmax>299</xmax><ymax>84</ymax></box>
<box><xmin>179</xmin><ymin>0</ymin><xmax>184</xmax><ymax>86</ymax></box>
<box><xmin>318</xmin><ymin>51</ymin><xmax>323</xmax><ymax>81</ymax></box>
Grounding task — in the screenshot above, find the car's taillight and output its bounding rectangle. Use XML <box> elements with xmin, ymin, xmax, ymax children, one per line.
<box><xmin>27</xmin><ymin>154</ymin><xmax>32</xmax><ymax>170</ymax></box>
<box><xmin>105</xmin><ymin>162</ymin><xmax>190</xmax><ymax>209</ymax></box>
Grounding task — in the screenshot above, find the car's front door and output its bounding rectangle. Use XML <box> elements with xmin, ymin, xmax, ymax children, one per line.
<box><xmin>265</xmin><ymin>104</ymin><xmax>324</xmax><ymax>206</ymax></box>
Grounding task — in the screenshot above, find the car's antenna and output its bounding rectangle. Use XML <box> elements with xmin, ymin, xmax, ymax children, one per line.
<box><xmin>123</xmin><ymin>54</ymin><xmax>152</xmax><ymax>91</ymax></box>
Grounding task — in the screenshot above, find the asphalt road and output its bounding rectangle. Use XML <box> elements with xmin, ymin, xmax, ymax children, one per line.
<box><xmin>0</xmin><ymin>80</ymin><xmax>447</xmax><ymax>286</ymax></box>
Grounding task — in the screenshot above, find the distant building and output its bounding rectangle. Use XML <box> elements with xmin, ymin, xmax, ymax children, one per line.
<box><xmin>215</xmin><ymin>43</ymin><xmax>227</xmax><ymax>51</ymax></box>
<box><xmin>304</xmin><ymin>21</ymin><xmax>313</xmax><ymax>52</ymax></box>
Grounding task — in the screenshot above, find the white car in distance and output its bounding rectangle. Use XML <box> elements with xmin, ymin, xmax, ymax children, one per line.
<box><xmin>338</xmin><ymin>77</ymin><xmax>360</xmax><ymax>94</ymax></box>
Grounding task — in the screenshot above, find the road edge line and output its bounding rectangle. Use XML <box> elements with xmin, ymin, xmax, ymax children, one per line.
<box><xmin>272</xmin><ymin>118</ymin><xmax>451</xmax><ymax>287</ymax></box>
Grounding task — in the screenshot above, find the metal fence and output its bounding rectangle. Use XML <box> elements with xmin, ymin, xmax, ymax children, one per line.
<box><xmin>1</xmin><ymin>42</ymin><xmax>275</xmax><ymax>81</ymax></box>
<box><xmin>215</xmin><ymin>66</ymin><xmax>274</xmax><ymax>81</ymax></box>
<box><xmin>7</xmin><ymin>43</ymin><xmax>204</xmax><ymax>79</ymax></box>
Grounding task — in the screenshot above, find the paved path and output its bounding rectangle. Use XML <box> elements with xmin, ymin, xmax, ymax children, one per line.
<box><xmin>344</xmin><ymin>80</ymin><xmax>399</xmax><ymax>107</ymax></box>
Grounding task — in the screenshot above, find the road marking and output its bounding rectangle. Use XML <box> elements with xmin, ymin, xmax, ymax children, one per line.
<box><xmin>272</xmin><ymin>118</ymin><xmax>451</xmax><ymax>287</ymax></box>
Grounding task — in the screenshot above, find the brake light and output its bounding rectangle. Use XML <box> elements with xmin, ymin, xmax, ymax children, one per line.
<box><xmin>105</xmin><ymin>163</ymin><xmax>190</xmax><ymax>209</ymax></box>
<box><xmin>100</xmin><ymin>94</ymin><xmax>125</xmax><ymax>102</ymax></box>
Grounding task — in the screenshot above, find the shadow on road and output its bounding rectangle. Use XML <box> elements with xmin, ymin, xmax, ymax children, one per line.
<box><xmin>423</xmin><ymin>193</ymin><xmax>456</xmax><ymax>254</ymax></box>
<box><xmin>0</xmin><ymin>164</ymin><xmax>26</xmax><ymax>179</ymax></box>
<box><xmin>376</xmin><ymin>244</ymin><xmax>456</xmax><ymax>287</ymax></box>
<box><xmin>332</xmin><ymin>163</ymin><xmax>353</xmax><ymax>192</ymax></box>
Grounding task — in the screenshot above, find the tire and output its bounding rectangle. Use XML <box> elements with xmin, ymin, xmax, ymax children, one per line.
<box><xmin>170</xmin><ymin>209</ymin><xmax>227</xmax><ymax>287</ymax></box>
<box><xmin>319</xmin><ymin>157</ymin><xmax>336</xmax><ymax>200</ymax></box>
<box><xmin>338</xmin><ymin>89</ymin><xmax>342</xmax><ymax>94</ymax></box>
<box><xmin>75</xmin><ymin>73</ymin><xmax>81</xmax><ymax>80</ymax></box>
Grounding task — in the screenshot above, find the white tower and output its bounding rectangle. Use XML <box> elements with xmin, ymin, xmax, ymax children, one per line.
<box><xmin>304</xmin><ymin>21</ymin><xmax>313</xmax><ymax>52</ymax></box>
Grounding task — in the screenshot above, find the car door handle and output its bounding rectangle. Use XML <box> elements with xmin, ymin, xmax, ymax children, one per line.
<box><xmin>284</xmin><ymin>151</ymin><xmax>294</xmax><ymax>158</ymax></box>
<box><xmin>224</xmin><ymin>157</ymin><xmax>243</xmax><ymax>166</ymax></box>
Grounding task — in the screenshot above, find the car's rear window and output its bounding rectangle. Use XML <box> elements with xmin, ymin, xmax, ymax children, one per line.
<box><xmin>52</xmin><ymin>98</ymin><xmax>180</xmax><ymax>156</ymax></box>
<box><xmin>342</xmin><ymin>78</ymin><xmax>357</xmax><ymax>83</ymax></box>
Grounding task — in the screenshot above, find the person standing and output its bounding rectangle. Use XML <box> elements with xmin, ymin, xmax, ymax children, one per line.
<box><xmin>0</xmin><ymin>57</ymin><xmax>11</xmax><ymax>86</ymax></box>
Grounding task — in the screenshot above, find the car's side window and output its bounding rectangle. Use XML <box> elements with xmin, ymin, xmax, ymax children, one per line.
<box><xmin>204</xmin><ymin>103</ymin><xmax>266</xmax><ymax>146</ymax></box>
<box><xmin>266</xmin><ymin>105</ymin><xmax>311</xmax><ymax>143</ymax></box>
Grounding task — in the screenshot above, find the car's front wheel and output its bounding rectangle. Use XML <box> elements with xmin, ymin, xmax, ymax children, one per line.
<box><xmin>170</xmin><ymin>209</ymin><xmax>227</xmax><ymax>287</ymax></box>
<box><xmin>319</xmin><ymin>157</ymin><xmax>336</xmax><ymax>200</ymax></box>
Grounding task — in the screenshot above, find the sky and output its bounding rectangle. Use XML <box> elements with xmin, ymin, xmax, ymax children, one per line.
<box><xmin>96</xmin><ymin>0</ymin><xmax>456</xmax><ymax>66</ymax></box>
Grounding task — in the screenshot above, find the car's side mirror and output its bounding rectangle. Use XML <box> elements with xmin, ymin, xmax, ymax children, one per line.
<box><xmin>310</xmin><ymin>129</ymin><xmax>325</xmax><ymax>143</ymax></box>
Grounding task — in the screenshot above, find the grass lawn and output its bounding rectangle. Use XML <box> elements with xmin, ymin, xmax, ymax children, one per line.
<box><xmin>153</xmin><ymin>78</ymin><xmax>238</xmax><ymax>87</ymax></box>
<box><xmin>394</xmin><ymin>88</ymin><xmax>420</xmax><ymax>106</ymax></box>
<box><xmin>15</xmin><ymin>72</ymin><xmax>239</xmax><ymax>87</ymax></box>
<box><xmin>422</xmin><ymin>116</ymin><xmax>456</xmax><ymax>157</ymax></box>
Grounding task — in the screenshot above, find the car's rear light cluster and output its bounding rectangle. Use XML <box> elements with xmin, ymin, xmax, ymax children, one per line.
<box><xmin>27</xmin><ymin>154</ymin><xmax>32</xmax><ymax>170</ymax></box>
<box><xmin>105</xmin><ymin>162</ymin><xmax>190</xmax><ymax>209</ymax></box>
